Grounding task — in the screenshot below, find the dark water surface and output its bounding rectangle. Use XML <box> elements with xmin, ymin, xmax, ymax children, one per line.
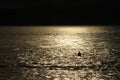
<box><xmin>0</xmin><ymin>26</ymin><xmax>120</xmax><ymax>80</ymax></box>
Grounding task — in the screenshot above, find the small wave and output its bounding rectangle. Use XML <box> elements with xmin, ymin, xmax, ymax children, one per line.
<box><xmin>0</xmin><ymin>63</ymin><xmax>100</xmax><ymax>70</ymax></box>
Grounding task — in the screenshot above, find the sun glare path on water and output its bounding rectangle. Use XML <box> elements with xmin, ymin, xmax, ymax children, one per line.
<box><xmin>0</xmin><ymin>26</ymin><xmax>120</xmax><ymax>80</ymax></box>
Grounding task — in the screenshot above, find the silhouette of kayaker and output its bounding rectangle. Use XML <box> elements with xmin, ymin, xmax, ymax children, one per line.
<box><xmin>78</xmin><ymin>51</ymin><xmax>81</xmax><ymax>56</ymax></box>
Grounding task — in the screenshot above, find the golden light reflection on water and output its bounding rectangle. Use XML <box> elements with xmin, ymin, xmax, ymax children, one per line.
<box><xmin>37</xmin><ymin>26</ymin><xmax>107</xmax><ymax>80</ymax></box>
<box><xmin>56</xmin><ymin>35</ymin><xmax>81</xmax><ymax>47</ymax></box>
<box><xmin>50</xmin><ymin>26</ymin><xmax>107</xmax><ymax>33</ymax></box>
<box><xmin>3</xmin><ymin>26</ymin><xmax>118</xmax><ymax>80</ymax></box>
<box><xmin>55</xmin><ymin>27</ymin><xmax>89</xmax><ymax>33</ymax></box>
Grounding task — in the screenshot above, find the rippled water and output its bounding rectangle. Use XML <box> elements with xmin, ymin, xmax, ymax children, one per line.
<box><xmin>0</xmin><ymin>26</ymin><xmax>120</xmax><ymax>80</ymax></box>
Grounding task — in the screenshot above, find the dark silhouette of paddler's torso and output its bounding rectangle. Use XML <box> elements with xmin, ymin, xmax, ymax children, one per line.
<box><xmin>78</xmin><ymin>51</ymin><xmax>81</xmax><ymax>56</ymax></box>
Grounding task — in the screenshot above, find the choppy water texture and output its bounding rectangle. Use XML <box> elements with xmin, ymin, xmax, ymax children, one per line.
<box><xmin>0</xmin><ymin>26</ymin><xmax>120</xmax><ymax>80</ymax></box>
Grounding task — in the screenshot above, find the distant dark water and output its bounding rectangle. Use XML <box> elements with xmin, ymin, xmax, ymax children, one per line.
<box><xmin>0</xmin><ymin>26</ymin><xmax>120</xmax><ymax>80</ymax></box>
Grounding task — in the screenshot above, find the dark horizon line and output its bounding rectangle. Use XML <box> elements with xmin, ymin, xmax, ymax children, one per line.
<box><xmin>0</xmin><ymin>4</ymin><xmax>120</xmax><ymax>9</ymax></box>
<box><xmin>0</xmin><ymin>24</ymin><xmax>120</xmax><ymax>27</ymax></box>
